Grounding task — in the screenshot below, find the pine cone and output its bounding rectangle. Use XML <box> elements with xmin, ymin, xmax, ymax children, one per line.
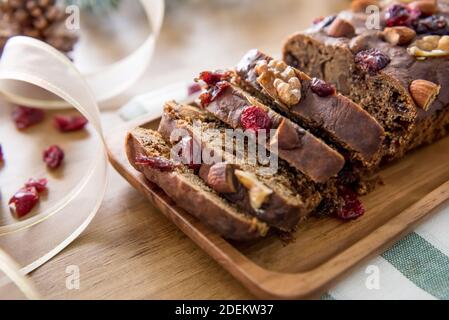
<box><xmin>0</xmin><ymin>0</ymin><xmax>78</xmax><ymax>54</ymax></box>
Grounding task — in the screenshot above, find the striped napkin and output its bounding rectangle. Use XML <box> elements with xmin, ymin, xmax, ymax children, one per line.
<box><xmin>324</xmin><ymin>201</ymin><xmax>449</xmax><ymax>300</ymax></box>
<box><xmin>120</xmin><ymin>88</ymin><xmax>449</xmax><ymax>301</ymax></box>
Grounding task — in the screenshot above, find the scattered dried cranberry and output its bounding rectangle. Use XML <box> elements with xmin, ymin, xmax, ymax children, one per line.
<box><xmin>54</xmin><ymin>115</ymin><xmax>88</xmax><ymax>133</ymax></box>
<box><xmin>414</xmin><ymin>15</ymin><xmax>449</xmax><ymax>35</ymax></box>
<box><xmin>188</xmin><ymin>83</ymin><xmax>202</xmax><ymax>96</ymax></box>
<box><xmin>240</xmin><ymin>106</ymin><xmax>272</xmax><ymax>133</ymax></box>
<box><xmin>0</xmin><ymin>144</ymin><xmax>3</xmax><ymax>163</ymax></box>
<box><xmin>355</xmin><ymin>49</ymin><xmax>391</xmax><ymax>75</ymax></box>
<box><xmin>25</xmin><ymin>178</ymin><xmax>48</xmax><ymax>193</ymax></box>
<box><xmin>9</xmin><ymin>187</ymin><xmax>40</xmax><ymax>218</ymax></box>
<box><xmin>198</xmin><ymin>71</ymin><xmax>232</xmax><ymax>87</ymax></box>
<box><xmin>43</xmin><ymin>145</ymin><xmax>65</xmax><ymax>169</ymax></box>
<box><xmin>336</xmin><ymin>187</ymin><xmax>365</xmax><ymax>220</ymax></box>
<box><xmin>12</xmin><ymin>106</ymin><xmax>45</xmax><ymax>130</ymax></box>
<box><xmin>199</xmin><ymin>81</ymin><xmax>231</xmax><ymax>108</ymax></box>
<box><xmin>135</xmin><ymin>155</ymin><xmax>176</xmax><ymax>172</ymax></box>
<box><xmin>310</xmin><ymin>78</ymin><xmax>336</xmax><ymax>97</ymax></box>
<box><xmin>385</xmin><ymin>4</ymin><xmax>421</xmax><ymax>27</ymax></box>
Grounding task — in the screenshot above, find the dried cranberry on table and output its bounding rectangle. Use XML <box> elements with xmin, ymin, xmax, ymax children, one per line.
<box><xmin>43</xmin><ymin>145</ymin><xmax>65</xmax><ymax>169</ymax></box>
<box><xmin>25</xmin><ymin>178</ymin><xmax>48</xmax><ymax>193</ymax></box>
<box><xmin>12</xmin><ymin>106</ymin><xmax>45</xmax><ymax>130</ymax></box>
<box><xmin>310</xmin><ymin>78</ymin><xmax>336</xmax><ymax>97</ymax></box>
<box><xmin>240</xmin><ymin>106</ymin><xmax>272</xmax><ymax>133</ymax></box>
<box><xmin>9</xmin><ymin>187</ymin><xmax>40</xmax><ymax>218</ymax></box>
<box><xmin>135</xmin><ymin>155</ymin><xmax>176</xmax><ymax>172</ymax></box>
<box><xmin>385</xmin><ymin>4</ymin><xmax>421</xmax><ymax>27</ymax></box>
<box><xmin>9</xmin><ymin>178</ymin><xmax>49</xmax><ymax>218</ymax></box>
<box><xmin>54</xmin><ymin>115</ymin><xmax>88</xmax><ymax>132</ymax></box>
<box><xmin>355</xmin><ymin>49</ymin><xmax>391</xmax><ymax>75</ymax></box>
<box><xmin>336</xmin><ymin>187</ymin><xmax>365</xmax><ymax>220</ymax></box>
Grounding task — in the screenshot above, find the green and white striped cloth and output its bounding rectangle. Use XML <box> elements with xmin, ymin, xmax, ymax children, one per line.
<box><xmin>120</xmin><ymin>88</ymin><xmax>449</xmax><ymax>301</ymax></box>
<box><xmin>324</xmin><ymin>202</ymin><xmax>449</xmax><ymax>300</ymax></box>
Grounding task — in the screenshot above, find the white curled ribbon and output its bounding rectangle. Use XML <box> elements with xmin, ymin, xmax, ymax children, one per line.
<box><xmin>0</xmin><ymin>0</ymin><xmax>164</xmax><ymax>109</ymax></box>
<box><xmin>0</xmin><ymin>249</ymin><xmax>39</xmax><ymax>300</ymax></box>
<box><xmin>0</xmin><ymin>0</ymin><xmax>164</xmax><ymax>297</ymax></box>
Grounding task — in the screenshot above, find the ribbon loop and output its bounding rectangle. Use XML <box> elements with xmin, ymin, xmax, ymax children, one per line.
<box><xmin>0</xmin><ymin>0</ymin><xmax>164</xmax><ymax>296</ymax></box>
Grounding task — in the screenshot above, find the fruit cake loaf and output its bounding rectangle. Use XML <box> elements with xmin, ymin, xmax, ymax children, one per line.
<box><xmin>126</xmin><ymin>128</ymin><xmax>269</xmax><ymax>240</ymax></box>
<box><xmin>158</xmin><ymin>101</ymin><xmax>324</xmax><ymax>230</ymax></box>
<box><xmin>196</xmin><ymin>72</ymin><xmax>345</xmax><ymax>184</ymax></box>
<box><xmin>283</xmin><ymin>0</ymin><xmax>449</xmax><ymax>162</ymax></box>
<box><xmin>234</xmin><ymin>49</ymin><xmax>385</xmax><ymax>168</ymax></box>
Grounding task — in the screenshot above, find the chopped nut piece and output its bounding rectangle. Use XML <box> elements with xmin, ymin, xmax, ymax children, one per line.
<box><xmin>419</xmin><ymin>35</ymin><xmax>440</xmax><ymax>50</ymax></box>
<box><xmin>438</xmin><ymin>35</ymin><xmax>449</xmax><ymax>51</ymax></box>
<box><xmin>288</xmin><ymin>77</ymin><xmax>301</xmax><ymax>89</ymax></box>
<box><xmin>409</xmin><ymin>79</ymin><xmax>441</xmax><ymax>110</ymax></box>
<box><xmin>256</xmin><ymin>69</ymin><xmax>278</xmax><ymax>101</ymax></box>
<box><xmin>408</xmin><ymin>35</ymin><xmax>449</xmax><ymax>58</ymax></box>
<box><xmin>326</xmin><ymin>17</ymin><xmax>356</xmax><ymax>38</ymax></box>
<box><xmin>255</xmin><ymin>60</ymin><xmax>268</xmax><ymax>75</ymax></box>
<box><xmin>268</xmin><ymin>59</ymin><xmax>287</xmax><ymax>72</ymax></box>
<box><xmin>275</xmin><ymin>79</ymin><xmax>301</xmax><ymax>106</ymax></box>
<box><xmin>282</xmin><ymin>66</ymin><xmax>296</xmax><ymax>80</ymax></box>
<box><xmin>408</xmin><ymin>46</ymin><xmax>449</xmax><ymax>57</ymax></box>
<box><xmin>382</xmin><ymin>26</ymin><xmax>416</xmax><ymax>46</ymax></box>
<box><xmin>255</xmin><ymin>58</ymin><xmax>302</xmax><ymax>107</ymax></box>
<box><xmin>271</xmin><ymin>119</ymin><xmax>303</xmax><ymax>150</ymax></box>
<box><xmin>234</xmin><ymin>170</ymin><xmax>273</xmax><ymax>210</ymax></box>
<box><xmin>206</xmin><ymin>162</ymin><xmax>238</xmax><ymax>194</ymax></box>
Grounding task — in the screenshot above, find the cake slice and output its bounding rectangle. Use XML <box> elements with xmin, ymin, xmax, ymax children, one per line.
<box><xmin>126</xmin><ymin>127</ymin><xmax>269</xmax><ymax>240</ymax></box>
<box><xmin>283</xmin><ymin>0</ymin><xmax>449</xmax><ymax>161</ymax></box>
<box><xmin>196</xmin><ymin>72</ymin><xmax>345</xmax><ymax>184</ymax></box>
<box><xmin>235</xmin><ymin>49</ymin><xmax>385</xmax><ymax>168</ymax></box>
<box><xmin>158</xmin><ymin>101</ymin><xmax>325</xmax><ymax>230</ymax></box>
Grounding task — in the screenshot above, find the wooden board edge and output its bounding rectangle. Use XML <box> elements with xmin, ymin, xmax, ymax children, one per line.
<box><xmin>105</xmin><ymin>119</ymin><xmax>449</xmax><ymax>300</ymax></box>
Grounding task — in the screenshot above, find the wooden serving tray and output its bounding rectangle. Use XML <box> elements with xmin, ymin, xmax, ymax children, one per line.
<box><xmin>106</xmin><ymin>115</ymin><xmax>449</xmax><ymax>299</ymax></box>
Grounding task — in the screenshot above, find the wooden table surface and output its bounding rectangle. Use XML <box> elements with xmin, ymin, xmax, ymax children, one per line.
<box><xmin>21</xmin><ymin>0</ymin><xmax>347</xmax><ymax>299</ymax></box>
